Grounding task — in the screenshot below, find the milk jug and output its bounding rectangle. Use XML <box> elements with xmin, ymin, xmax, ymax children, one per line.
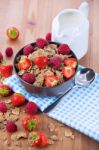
<box><xmin>52</xmin><ymin>2</ymin><xmax>89</xmax><ymax>59</ymax></box>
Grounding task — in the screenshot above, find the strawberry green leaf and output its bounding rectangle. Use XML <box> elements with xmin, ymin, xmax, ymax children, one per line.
<box><xmin>28</xmin><ymin>119</ymin><xmax>36</xmax><ymax>130</ymax></box>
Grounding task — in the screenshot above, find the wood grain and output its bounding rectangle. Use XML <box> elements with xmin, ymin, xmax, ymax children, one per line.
<box><xmin>0</xmin><ymin>0</ymin><xmax>99</xmax><ymax>150</ymax></box>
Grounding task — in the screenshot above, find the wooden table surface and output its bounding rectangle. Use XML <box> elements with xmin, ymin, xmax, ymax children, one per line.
<box><xmin>0</xmin><ymin>0</ymin><xmax>99</xmax><ymax>150</ymax></box>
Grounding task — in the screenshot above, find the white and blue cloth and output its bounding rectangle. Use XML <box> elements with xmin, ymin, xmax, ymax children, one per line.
<box><xmin>3</xmin><ymin>72</ymin><xmax>99</xmax><ymax>142</ymax></box>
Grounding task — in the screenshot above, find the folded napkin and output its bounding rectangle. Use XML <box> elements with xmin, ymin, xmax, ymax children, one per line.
<box><xmin>3</xmin><ymin>73</ymin><xmax>99</xmax><ymax>142</ymax></box>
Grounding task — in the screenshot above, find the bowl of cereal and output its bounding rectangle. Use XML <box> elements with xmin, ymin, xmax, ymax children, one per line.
<box><xmin>14</xmin><ymin>38</ymin><xmax>78</xmax><ymax>97</ymax></box>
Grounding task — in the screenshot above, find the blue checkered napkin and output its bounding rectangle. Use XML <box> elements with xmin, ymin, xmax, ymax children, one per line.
<box><xmin>46</xmin><ymin>74</ymin><xmax>99</xmax><ymax>142</ymax></box>
<box><xmin>3</xmin><ymin>74</ymin><xmax>61</xmax><ymax>111</ymax></box>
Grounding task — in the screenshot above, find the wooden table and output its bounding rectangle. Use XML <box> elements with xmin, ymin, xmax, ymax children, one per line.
<box><xmin>0</xmin><ymin>0</ymin><xmax>99</xmax><ymax>150</ymax></box>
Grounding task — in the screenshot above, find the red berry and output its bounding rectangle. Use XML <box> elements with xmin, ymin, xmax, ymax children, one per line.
<box><xmin>49</xmin><ymin>56</ymin><xmax>62</xmax><ymax>70</ymax></box>
<box><xmin>5</xmin><ymin>47</ymin><xmax>13</xmax><ymax>57</ymax></box>
<box><xmin>0</xmin><ymin>102</ymin><xmax>7</xmax><ymax>113</ymax></box>
<box><xmin>6</xmin><ymin>121</ymin><xmax>17</xmax><ymax>132</ymax></box>
<box><xmin>25</xmin><ymin>102</ymin><xmax>38</xmax><ymax>115</ymax></box>
<box><xmin>36</xmin><ymin>38</ymin><xmax>48</xmax><ymax>48</ymax></box>
<box><xmin>22</xmin><ymin>73</ymin><xmax>35</xmax><ymax>84</ymax></box>
<box><xmin>0</xmin><ymin>52</ymin><xmax>3</xmax><ymax>63</ymax></box>
<box><xmin>0</xmin><ymin>64</ymin><xmax>13</xmax><ymax>77</ymax></box>
<box><xmin>58</xmin><ymin>44</ymin><xmax>70</xmax><ymax>55</ymax></box>
<box><xmin>23</xmin><ymin>45</ymin><xmax>34</xmax><ymax>55</ymax></box>
<box><xmin>45</xmin><ymin>32</ymin><xmax>51</xmax><ymax>42</ymax></box>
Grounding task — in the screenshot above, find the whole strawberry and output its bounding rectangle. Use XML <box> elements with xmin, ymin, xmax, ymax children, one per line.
<box><xmin>25</xmin><ymin>102</ymin><xmax>39</xmax><ymax>115</ymax></box>
<box><xmin>22</xmin><ymin>115</ymin><xmax>38</xmax><ymax>131</ymax></box>
<box><xmin>11</xmin><ymin>93</ymin><xmax>26</xmax><ymax>107</ymax></box>
<box><xmin>0</xmin><ymin>64</ymin><xmax>13</xmax><ymax>77</ymax></box>
<box><xmin>6</xmin><ymin>27</ymin><xmax>19</xmax><ymax>40</ymax></box>
<box><xmin>0</xmin><ymin>102</ymin><xmax>7</xmax><ymax>113</ymax></box>
<box><xmin>0</xmin><ymin>52</ymin><xmax>3</xmax><ymax>63</ymax></box>
<box><xmin>0</xmin><ymin>84</ymin><xmax>13</xmax><ymax>97</ymax></box>
<box><xmin>6</xmin><ymin>121</ymin><xmax>17</xmax><ymax>132</ymax></box>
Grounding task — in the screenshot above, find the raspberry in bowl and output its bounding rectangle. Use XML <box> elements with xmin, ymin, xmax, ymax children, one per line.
<box><xmin>14</xmin><ymin>39</ymin><xmax>78</xmax><ymax>96</ymax></box>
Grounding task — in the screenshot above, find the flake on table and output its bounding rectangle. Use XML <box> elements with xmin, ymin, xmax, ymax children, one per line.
<box><xmin>64</xmin><ymin>130</ymin><xmax>73</xmax><ymax>137</ymax></box>
<box><xmin>49</xmin><ymin>135</ymin><xmax>58</xmax><ymax>141</ymax></box>
<box><xmin>60</xmin><ymin>137</ymin><xmax>63</xmax><ymax>141</ymax></box>
<box><xmin>11</xmin><ymin>131</ymin><xmax>27</xmax><ymax>141</ymax></box>
<box><xmin>0</xmin><ymin>112</ymin><xmax>5</xmax><ymax>122</ymax></box>
<box><xmin>48</xmin><ymin>123</ymin><xmax>55</xmax><ymax>132</ymax></box>
<box><xmin>28</xmin><ymin>132</ymin><xmax>33</xmax><ymax>145</ymax></box>
<box><xmin>70</xmin><ymin>134</ymin><xmax>75</xmax><ymax>139</ymax></box>
<box><xmin>12</xmin><ymin>108</ymin><xmax>20</xmax><ymax>115</ymax></box>
<box><xmin>5</xmin><ymin>111</ymin><xmax>11</xmax><ymax>121</ymax></box>
<box><xmin>5</xmin><ymin>99</ymin><xmax>11</xmax><ymax>104</ymax></box>
<box><xmin>14</xmin><ymin>141</ymin><xmax>22</xmax><ymax>147</ymax></box>
<box><xmin>48</xmin><ymin>139</ymin><xmax>55</xmax><ymax>145</ymax></box>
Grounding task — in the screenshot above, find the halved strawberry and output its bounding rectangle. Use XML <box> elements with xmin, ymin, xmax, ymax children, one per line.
<box><xmin>32</xmin><ymin>131</ymin><xmax>48</xmax><ymax>147</ymax></box>
<box><xmin>45</xmin><ymin>75</ymin><xmax>59</xmax><ymax>87</ymax></box>
<box><xmin>64</xmin><ymin>58</ymin><xmax>77</xmax><ymax>68</ymax></box>
<box><xmin>22</xmin><ymin>115</ymin><xmax>38</xmax><ymax>131</ymax></box>
<box><xmin>18</xmin><ymin>56</ymin><xmax>31</xmax><ymax>70</ymax></box>
<box><xmin>0</xmin><ymin>64</ymin><xmax>13</xmax><ymax>77</ymax></box>
<box><xmin>62</xmin><ymin>66</ymin><xmax>75</xmax><ymax>79</ymax></box>
<box><xmin>34</xmin><ymin>56</ymin><xmax>48</xmax><ymax>69</ymax></box>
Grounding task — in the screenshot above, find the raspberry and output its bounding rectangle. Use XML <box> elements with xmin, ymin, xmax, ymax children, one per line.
<box><xmin>49</xmin><ymin>56</ymin><xmax>62</xmax><ymax>70</ymax></box>
<box><xmin>36</xmin><ymin>38</ymin><xmax>48</xmax><ymax>48</ymax></box>
<box><xmin>0</xmin><ymin>102</ymin><xmax>7</xmax><ymax>113</ymax></box>
<box><xmin>0</xmin><ymin>52</ymin><xmax>3</xmax><ymax>63</ymax></box>
<box><xmin>58</xmin><ymin>44</ymin><xmax>70</xmax><ymax>55</ymax></box>
<box><xmin>5</xmin><ymin>47</ymin><xmax>13</xmax><ymax>57</ymax></box>
<box><xmin>23</xmin><ymin>45</ymin><xmax>34</xmax><ymax>55</ymax></box>
<box><xmin>6</xmin><ymin>121</ymin><xmax>17</xmax><ymax>132</ymax></box>
<box><xmin>25</xmin><ymin>101</ymin><xmax>38</xmax><ymax>115</ymax></box>
<box><xmin>45</xmin><ymin>32</ymin><xmax>51</xmax><ymax>41</ymax></box>
<box><xmin>22</xmin><ymin>73</ymin><xmax>35</xmax><ymax>84</ymax></box>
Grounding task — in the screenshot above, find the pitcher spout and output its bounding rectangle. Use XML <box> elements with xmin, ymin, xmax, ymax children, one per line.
<box><xmin>79</xmin><ymin>2</ymin><xmax>89</xmax><ymax>18</ymax></box>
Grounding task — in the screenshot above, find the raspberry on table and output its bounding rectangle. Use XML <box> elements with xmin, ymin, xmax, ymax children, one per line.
<box><xmin>25</xmin><ymin>101</ymin><xmax>39</xmax><ymax>115</ymax></box>
<box><xmin>5</xmin><ymin>47</ymin><xmax>13</xmax><ymax>57</ymax></box>
<box><xmin>6</xmin><ymin>121</ymin><xmax>17</xmax><ymax>132</ymax></box>
<box><xmin>0</xmin><ymin>102</ymin><xmax>7</xmax><ymax>113</ymax></box>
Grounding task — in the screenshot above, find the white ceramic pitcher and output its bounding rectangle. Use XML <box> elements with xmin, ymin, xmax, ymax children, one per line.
<box><xmin>52</xmin><ymin>2</ymin><xmax>89</xmax><ymax>59</ymax></box>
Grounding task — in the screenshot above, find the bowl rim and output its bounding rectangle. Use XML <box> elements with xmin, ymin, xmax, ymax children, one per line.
<box><xmin>13</xmin><ymin>41</ymin><xmax>78</xmax><ymax>89</ymax></box>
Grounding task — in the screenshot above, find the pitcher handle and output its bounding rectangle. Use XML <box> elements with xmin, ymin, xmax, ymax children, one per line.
<box><xmin>79</xmin><ymin>1</ymin><xmax>89</xmax><ymax>18</ymax></box>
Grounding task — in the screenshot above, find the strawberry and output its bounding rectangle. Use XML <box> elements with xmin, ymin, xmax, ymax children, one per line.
<box><xmin>22</xmin><ymin>115</ymin><xmax>38</xmax><ymax>131</ymax></box>
<box><xmin>32</xmin><ymin>131</ymin><xmax>48</xmax><ymax>147</ymax></box>
<box><xmin>0</xmin><ymin>64</ymin><xmax>13</xmax><ymax>77</ymax></box>
<box><xmin>0</xmin><ymin>84</ymin><xmax>13</xmax><ymax>97</ymax></box>
<box><xmin>11</xmin><ymin>93</ymin><xmax>26</xmax><ymax>107</ymax></box>
<box><xmin>34</xmin><ymin>56</ymin><xmax>48</xmax><ymax>69</ymax></box>
<box><xmin>18</xmin><ymin>56</ymin><xmax>31</xmax><ymax>70</ymax></box>
<box><xmin>45</xmin><ymin>75</ymin><xmax>59</xmax><ymax>87</ymax></box>
<box><xmin>62</xmin><ymin>66</ymin><xmax>75</xmax><ymax>79</ymax></box>
<box><xmin>64</xmin><ymin>57</ymin><xmax>77</xmax><ymax>68</ymax></box>
<box><xmin>6</xmin><ymin>26</ymin><xmax>19</xmax><ymax>40</ymax></box>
